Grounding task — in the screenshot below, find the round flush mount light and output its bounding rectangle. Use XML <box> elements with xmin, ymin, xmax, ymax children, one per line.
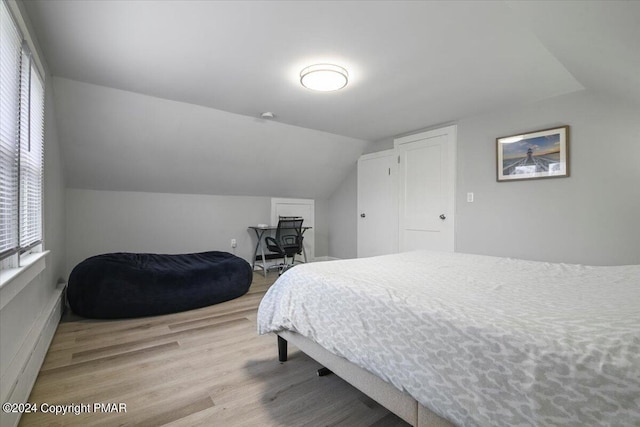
<box><xmin>300</xmin><ymin>64</ymin><xmax>348</xmax><ymax>92</ymax></box>
<box><xmin>261</xmin><ymin>111</ymin><xmax>275</xmax><ymax>119</ymax></box>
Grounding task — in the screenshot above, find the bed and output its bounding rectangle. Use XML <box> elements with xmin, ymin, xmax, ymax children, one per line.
<box><xmin>257</xmin><ymin>251</ymin><xmax>640</xmax><ymax>427</ymax></box>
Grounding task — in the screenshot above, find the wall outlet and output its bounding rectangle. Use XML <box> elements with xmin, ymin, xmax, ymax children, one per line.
<box><xmin>467</xmin><ymin>192</ymin><xmax>474</xmax><ymax>203</ymax></box>
<box><xmin>231</xmin><ymin>239</ymin><xmax>237</xmax><ymax>248</ymax></box>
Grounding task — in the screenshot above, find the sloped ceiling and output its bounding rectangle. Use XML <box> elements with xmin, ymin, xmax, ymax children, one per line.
<box><xmin>53</xmin><ymin>77</ymin><xmax>368</xmax><ymax>199</ymax></box>
<box><xmin>506</xmin><ymin>1</ymin><xmax>640</xmax><ymax>109</ymax></box>
<box><xmin>22</xmin><ymin>1</ymin><xmax>639</xmax><ymax>198</ymax></box>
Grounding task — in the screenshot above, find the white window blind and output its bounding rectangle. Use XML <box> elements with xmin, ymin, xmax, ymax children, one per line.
<box><xmin>0</xmin><ymin>0</ymin><xmax>22</xmax><ymax>258</ymax></box>
<box><xmin>20</xmin><ymin>59</ymin><xmax>45</xmax><ymax>250</ymax></box>
<box><xmin>0</xmin><ymin>0</ymin><xmax>45</xmax><ymax>261</ymax></box>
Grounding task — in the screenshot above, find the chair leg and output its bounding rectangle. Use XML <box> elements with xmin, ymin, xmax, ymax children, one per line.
<box><xmin>280</xmin><ymin>255</ymin><xmax>293</xmax><ymax>275</ymax></box>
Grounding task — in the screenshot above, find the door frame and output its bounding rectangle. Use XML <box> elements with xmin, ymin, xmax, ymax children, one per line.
<box><xmin>394</xmin><ymin>125</ymin><xmax>457</xmax><ymax>252</ymax></box>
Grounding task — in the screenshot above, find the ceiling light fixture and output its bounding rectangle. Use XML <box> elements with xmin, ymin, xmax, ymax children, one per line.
<box><xmin>300</xmin><ymin>64</ymin><xmax>348</xmax><ymax>92</ymax></box>
<box><xmin>261</xmin><ymin>111</ymin><xmax>275</xmax><ymax>119</ymax></box>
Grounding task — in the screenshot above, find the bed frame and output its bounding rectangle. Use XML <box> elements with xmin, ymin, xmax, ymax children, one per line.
<box><xmin>277</xmin><ymin>331</ymin><xmax>454</xmax><ymax>427</ymax></box>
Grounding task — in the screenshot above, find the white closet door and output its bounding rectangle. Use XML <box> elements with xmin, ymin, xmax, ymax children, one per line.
<box><xmin>357</xmin><ymin>150</ymin><xmax>398</xmax><ymax>258</ymax></box>
<box><xmin>396</xmin><ymin>126</ymin><xmax>456</xmax><ymax>252</ymax></box>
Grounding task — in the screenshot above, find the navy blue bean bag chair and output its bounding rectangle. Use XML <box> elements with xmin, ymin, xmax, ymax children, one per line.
<box><xmin>67</xmin><ymin>251</ymin><xmax>252</xmax><ymax>319</ymax></box>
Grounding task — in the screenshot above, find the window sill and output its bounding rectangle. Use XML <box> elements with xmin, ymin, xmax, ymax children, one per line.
<box><xmin>0</xmin><ymin>251</ymin><xmax>49</xmax><ymax>311</ymax></box>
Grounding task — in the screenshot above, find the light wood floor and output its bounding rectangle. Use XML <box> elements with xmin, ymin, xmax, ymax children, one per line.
<box><xmin>20</xmin><ymin>272</ymin><xmax>408</xmax><ymax>426</ymax></box>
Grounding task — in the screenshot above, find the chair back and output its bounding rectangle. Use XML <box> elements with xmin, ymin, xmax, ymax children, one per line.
<box><xmin>275</xmin><ymin>217</ymin><xmax>304</xmax><ymax>250</ymax></box>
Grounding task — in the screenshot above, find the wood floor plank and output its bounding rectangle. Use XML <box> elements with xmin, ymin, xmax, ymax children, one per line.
<box><xmin>70</xmin><ymin>318</ymin><xmax>251</xmax><ymax>362</ymax></box>
<box><xmin>167</xmin><ymin>307</ymin><xmax>257</xmax><ymax>331</ymax></box>
<box><xmin>44</xmin><ymin>316</ymin><xmax>254</xmax><ymax>370</ymax></box>
<box><xmin>39</xmin><ymin>342</ymin><xmax>180</xmax><ymax>378</ymax></box>
<box><xmin>20</xmin><ymin>272</ymin><xmax>408</xmax><ymax>427</ymax></box>
<box><xmin>29</xmin><ymin>355</ymin><xmax>197</xmax><ymax>403</ymax></box>
<box><xmin>113</xmin><ymin>394</ymin><xmax>214</xmax><ymax>427</ymax></box>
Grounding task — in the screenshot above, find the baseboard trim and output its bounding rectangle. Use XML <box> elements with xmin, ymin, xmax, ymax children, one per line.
<box><xmin>0</xmin><ymin>284</ymin><xmax>64</xmax><ymax>427</ymax></box>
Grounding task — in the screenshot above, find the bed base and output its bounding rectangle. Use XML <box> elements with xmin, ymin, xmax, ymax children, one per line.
<box><xmin>276</xmin><ymin>331</ymin><xmax>454</xmax><ymax>427</ymax></box>
<box><xmin>278</xmin><ymin>336</ymin><xmax>332</xmax><ymax>376</ymax></box>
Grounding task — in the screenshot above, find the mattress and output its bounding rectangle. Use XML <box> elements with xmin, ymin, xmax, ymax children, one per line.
<box><xmin>257</xmin><ymin>251</ymin><xmax>640</xmax><ymax>427</ymax></box>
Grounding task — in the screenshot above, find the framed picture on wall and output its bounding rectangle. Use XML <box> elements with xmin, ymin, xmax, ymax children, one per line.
<box><xmin>496</xmin><ymin>125</ymin><xmax>569</xmax><ymax>182</ymax></box>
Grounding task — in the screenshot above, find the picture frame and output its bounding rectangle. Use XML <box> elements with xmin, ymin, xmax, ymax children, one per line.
<box><xmin>496</xmin><ymin>125</ymin><xmax>569</xmax><ymax>182</ymax></box>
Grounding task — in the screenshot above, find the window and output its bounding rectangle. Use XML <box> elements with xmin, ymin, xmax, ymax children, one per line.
<box><xmin>0</xmin><ymin>0</ymin><xmax>45</xmax><ymax>267</ymax></box>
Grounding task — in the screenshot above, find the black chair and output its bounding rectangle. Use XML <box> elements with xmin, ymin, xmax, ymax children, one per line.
<box><xmin>265</xmin><ymin>217</ymin><xmax>304</xmax><ymax>274</ymax></box>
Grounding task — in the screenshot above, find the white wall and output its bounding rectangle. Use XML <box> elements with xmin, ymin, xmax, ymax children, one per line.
<box><xmin>314</xmin><ymin>198</ymin><xmax>329</xmax><ymax>259</ymax></box>
<box><xmin>455</xmin><ymin>91</ymin><xmax>640</xmax><ymax>265</ymax></box>
<box><xmin>43</xmin><ymin>80</ymin><xmax>67</xmax><ymax>283</ymax></box>
<box><xmin>328</xmin><ymin>166</ymin><xmax>358</xmax><ymax>259</ymax></box>
<box><xmin>329</xmin><ymin>91</ymin><xmax>640</xmax><ymax>265</ymax></box>
<box><xmin>65</xmin><ymin>189</ymin><xmax>329</xmax><ymax>275</ymax></box>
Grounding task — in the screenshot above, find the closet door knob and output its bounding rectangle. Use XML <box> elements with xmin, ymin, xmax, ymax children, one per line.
<box><xmin>439</xmin><ymin>214</ymin><xmax>446</xmax><ymax>220</ymax></box>
<box><xmin>360</xmin><ymin>213</ymin><xmax>366</xmax><ymax>218</ymax></box>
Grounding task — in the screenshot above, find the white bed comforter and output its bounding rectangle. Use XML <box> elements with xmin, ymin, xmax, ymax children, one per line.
<box><xmin>257</xmin><ymin>251</ymin><xmax>640</xmax><ymax>427</ymax></box>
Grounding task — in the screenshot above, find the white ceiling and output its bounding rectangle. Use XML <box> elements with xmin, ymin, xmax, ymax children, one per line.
<box><xmin>21</xmin><ymin>0</ymin><xmax>639</xmax><ymax>199</ymax></box>
<box><xmin>22</xmin><ymin>0</ymin><xmax>639</xmax><ymax>142</ymax></box>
